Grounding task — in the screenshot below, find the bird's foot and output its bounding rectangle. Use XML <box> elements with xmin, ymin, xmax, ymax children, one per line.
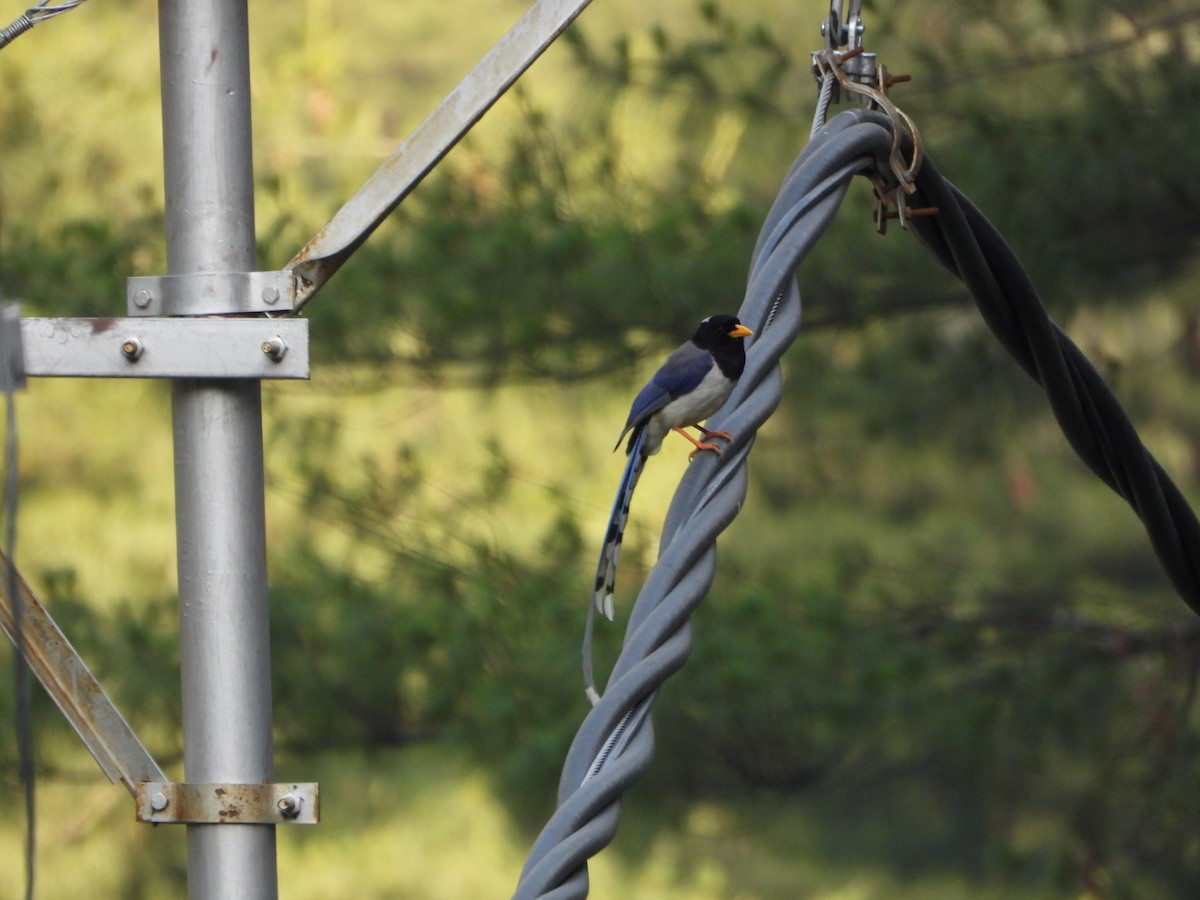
<box><xmin>673</xmin><ymin>425</ymin><xmax>735</xmax><ymax>460</ymax></box>
<box><xmin>693</xmin><ymin>426</ymin><xmax>734</xmax><ymax>444</ymax></box>
<box><xmin>687</xmin><ymin>441</ymin><xmax>724</xmax><ymax>461</ymax></box>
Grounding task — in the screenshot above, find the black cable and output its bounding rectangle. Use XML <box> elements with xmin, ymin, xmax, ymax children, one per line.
<box><xmin>900</xmin><ymin>130</ymin><xmax>1200</xmax><ymax>614</ymax></box>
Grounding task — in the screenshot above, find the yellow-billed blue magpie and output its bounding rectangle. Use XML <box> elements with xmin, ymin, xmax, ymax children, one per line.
<box><xmin>592</xmin><ymin>314</ymin><xmax>753</xmax><ymax>620</ymax></box>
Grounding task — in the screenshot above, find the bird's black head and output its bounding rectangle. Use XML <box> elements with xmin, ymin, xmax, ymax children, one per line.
<box><xmin>691</xmin><ymin>314</ymin><xmax>753</xmax><ymax>378</ymax></box>
<box><xmin>692</xmin><ymin>314</ymin><xmax>752</xmax><ymax>349</ymax></box>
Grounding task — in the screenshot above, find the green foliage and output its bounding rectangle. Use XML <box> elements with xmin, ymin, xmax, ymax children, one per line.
<box><xmin>3</xmin><ymin>1</ymin><xmax>1200</xmax><ymax>897</ymax></box>
<box><xmin>1</xmin><ymin>212</ymin><xmax>164</xmax><ymax>316</ymax></box>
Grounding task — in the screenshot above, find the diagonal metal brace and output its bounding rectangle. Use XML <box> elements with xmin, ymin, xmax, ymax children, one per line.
<box><xmin>0</xmin><ymin>548</ymin><xmax>167</xmax><ymax>794</ymax></box>
<box><xmin>287</xmin><ymin>0</ymin><xmax>595</xmax><ymax>310</ymax></box>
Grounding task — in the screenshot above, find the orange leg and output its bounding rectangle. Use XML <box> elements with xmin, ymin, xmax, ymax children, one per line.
<box><xmin>688</xmin><ymin>424</ymin><xmax>734</xmax><ymax>444</ymax></box>
<box><xmin>672</xmin><ymin>426</ymin><xmax>732</xmax><ymax>461</ymax></box>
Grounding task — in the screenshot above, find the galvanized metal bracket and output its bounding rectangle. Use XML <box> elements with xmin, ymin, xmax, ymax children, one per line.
<box><xmin>126</xmin><ymin>270</ymin><xmax>296</xmax><ymax>317</ymax></box>
<box><xmin>20</xmin><ymin>317</ymin><xmax>309</xmax><ymax>380</ymax></box>
<box><xmin>136</xmin><ymin>782</ymin><xmax>320</xmax><ymax>825</ymax></box>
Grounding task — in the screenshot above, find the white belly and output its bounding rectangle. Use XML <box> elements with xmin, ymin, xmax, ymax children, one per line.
<box><xmin>642</xmin><ymin>366</ymin><xmax>734</xmax><ymax>455</ymax></box>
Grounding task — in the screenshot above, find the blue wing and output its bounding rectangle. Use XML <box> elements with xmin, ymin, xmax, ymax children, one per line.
<box><xmin>614</xmin><ymin>344</ymin><xmax>714</xmax><ymax>451</ymax></box>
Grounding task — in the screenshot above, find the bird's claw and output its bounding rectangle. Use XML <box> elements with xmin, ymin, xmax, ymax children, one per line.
<box><xmin>687</xmin><ymin>441</ymin><xmax>724</xmax><ymax>461</ymax></box>
<box><xmin>686</xmin><ymin>426</ymin><xmax>734</xmax><ymax>460</ymax></box>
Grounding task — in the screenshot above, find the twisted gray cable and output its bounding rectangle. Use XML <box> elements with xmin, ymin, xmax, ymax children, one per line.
<box><xmin>518</xmin><ymin>106</ymin><xmax>1200</xmax><ymax>896</ymax></box>
<box><xmin>513</xmin><ymin>113</ymin><xmax>894</xmax><ymax>900</ymax></box>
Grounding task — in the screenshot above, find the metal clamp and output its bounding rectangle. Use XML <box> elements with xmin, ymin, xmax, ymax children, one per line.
<box><xmin>136</xmin><ymin>782</ymin><xmax>320</xmax><ymax>825</ymax></box>
<box><xmin>812</xmin><ymin>1</ymin><xmax>876</xmax><ymax>110</ymax></box>
<box><xmin>126</xmin><ymin>271</ymin><xmax>297</xmax><ymax>317</ymax></box>
<box><xmin>809</xmin><ymin>0</ymin><xmax>924</xmax><ymax>204</ymax></box>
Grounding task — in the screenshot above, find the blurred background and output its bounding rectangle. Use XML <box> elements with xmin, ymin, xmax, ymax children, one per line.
<box><xmin>2</xmin><ymin>0</ymin><xmax>1200</xmax><ymax>896</ymax></box>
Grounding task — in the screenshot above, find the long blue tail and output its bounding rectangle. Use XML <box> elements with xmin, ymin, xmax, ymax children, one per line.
<box><xmin>583</xmin><ymin>427</ymin><xmax>647</xmax><ymax>704</ymax></box>
<box><xmin>592</xmin><ymin>427</ymin><xmax>647</xmax><ymax>620</ymax></box>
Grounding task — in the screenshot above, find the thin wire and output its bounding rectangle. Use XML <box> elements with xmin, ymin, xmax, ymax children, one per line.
<box><xmin>0</xmin><ymin>13</ymin><xmax>32</xmax><ymax>47</ymax></box>
<box><xmin>0</xmin><ymin>0</ymin><xmax>87</xmax><ymax>51</ymax></box>
<box><xmin>6</xmin><ymin>365</ymin><xmax>34</xmax><ymax>900</ymax></box>
<box><xmin>810</xmin><ymin>71</ymin><xmax>836</xmax><ymax>138</ymax></box>
<box><xmin>24</xmin><ymin>0</ymin><xmax>86</xmax><ymax>23</ymax></box>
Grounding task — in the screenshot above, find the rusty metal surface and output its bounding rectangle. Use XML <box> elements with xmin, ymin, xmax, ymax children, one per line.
<box><xmin>135</xmin><ymin>782</ymin><xmax>320</xmax><ymax>825</ymax></box>
<box><xmin>0</xmin><ymin>549</ymin><xmax>167</xmax><ymax>793</ymax></box>
<box><xmin>287</xmin><ymin>0</ymin><xmax>595</xmax><ymax>310</ymax></box>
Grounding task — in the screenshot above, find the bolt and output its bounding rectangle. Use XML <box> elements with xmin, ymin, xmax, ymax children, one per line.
<box><xmin>261</xmin><ymin>285</ymin><xmax>280</xmax><ymax>306</ymax></box>
<box><xmin>133</xmin><ymin>289</ymin><xmax>153</xmax><ymax>309</ymax></box>
<box><xmin>150</xmin><ymin>792</ymin><xmax>169</xmax><ymax>812</ymax></box>
<box><xmin>277</xmin><ymin>794</ymin><xmax>301</xmax><ymax>819</ymax></box>
<box><xmin>122</xmin><ymin>337</ymin><xmax>145</xmax><ymax>362</ymax></box>
<box><xmin>261</xmin><ymin>336</ymin><xmax>287</xmax><ymax>362</ymax></box>
<box><xmin>880</xmin><ymin>206</ymin><xmax>939</xmax><ymax>220</ymax></box>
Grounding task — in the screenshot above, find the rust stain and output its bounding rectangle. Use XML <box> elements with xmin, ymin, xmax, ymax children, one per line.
<box><xmin>170</xmin><ymin>786</ymin><xmax>199</xmax><ymax>823</ymax></box>
<box><xmin>89</xmin><ymin>318</ymin><xmax>116</xmax><ymax>335</ymax></box>
<box><xmin>289</xmin><ymin>222</ymin><xmax>333</xmax><ymax>266</ymax></box>
<box><xmin>135</xmin><ymin>782</ymin><xmax>316</xmax><ymax>824</ymax></box>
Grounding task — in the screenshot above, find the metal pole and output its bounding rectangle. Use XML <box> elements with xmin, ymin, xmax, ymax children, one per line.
<box><xmin>158</xmin><ymin>1</ymin><xmax>278</xmax><ymax>897</ymax></box>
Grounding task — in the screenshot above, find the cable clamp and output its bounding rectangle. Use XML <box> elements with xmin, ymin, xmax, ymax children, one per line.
<box><xmin>810</xmin><ymin>2</ymin><xmax>924</xmax><ymax>200</ymax></box>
